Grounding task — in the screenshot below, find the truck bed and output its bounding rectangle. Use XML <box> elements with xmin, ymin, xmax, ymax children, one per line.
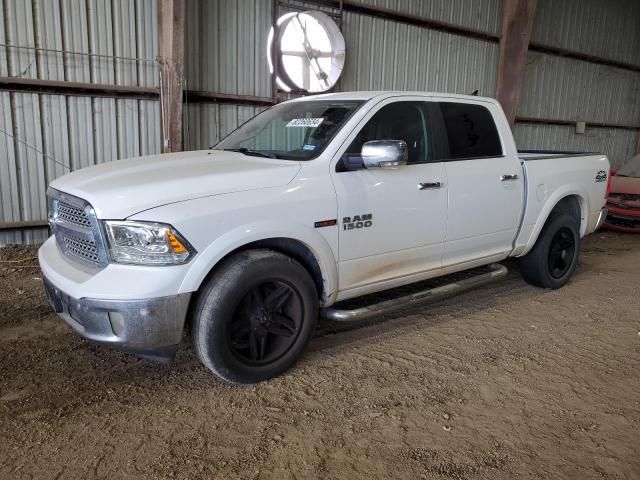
<box><xmin>512</xmin><ymin>151</ymin><xmax>609</xmax><ymax>256</ymax></box>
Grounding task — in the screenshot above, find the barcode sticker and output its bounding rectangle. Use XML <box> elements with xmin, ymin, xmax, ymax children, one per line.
<box><xmin>286</xmin><ymin>118</ymin><xmax>324</xmax><ymax>128</ymax></box>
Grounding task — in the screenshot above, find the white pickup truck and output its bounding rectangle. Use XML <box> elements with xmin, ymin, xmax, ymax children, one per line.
<box><xmin>40</xmin><ymin>91</ymin><xmax>610</xmax><ymax>383</ymax></box>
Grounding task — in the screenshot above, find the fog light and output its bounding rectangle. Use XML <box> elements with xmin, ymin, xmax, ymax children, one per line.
<box><xmin>108</xmin><ymin>312</ymin><xmax>125</xmax><ymax>337</ymax></box>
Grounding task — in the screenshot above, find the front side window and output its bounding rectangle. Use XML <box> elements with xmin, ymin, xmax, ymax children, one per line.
<box><xmin>215</xmin><ymin>100</ymin><xmax>363</xmax><ymax>160</ymax></box>
<box><xmin>436</xmin><ymin>102</ymin><xmax>502</xmax><ymax>160</ymax></box>
<box><xmin>343</xmin><ymin>101</ymin><xmax>432</xmax><ymax>165</ymax></box>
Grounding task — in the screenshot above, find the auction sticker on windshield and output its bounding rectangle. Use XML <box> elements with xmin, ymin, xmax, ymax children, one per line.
<box><xmin>286</xmin><ymin>118</ymin><xmax>324</xmax><ymax>128</ymax></box>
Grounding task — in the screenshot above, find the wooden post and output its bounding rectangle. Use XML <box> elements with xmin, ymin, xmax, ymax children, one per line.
<box><xmin>158</xmin><ymin>0</ymin><xmax>185</xmax><ymax>153</ymax></box>
<box><xmin>496</xmin><ymin>0</ymin><xmax>538</xmax><ymax>126</ymax></box>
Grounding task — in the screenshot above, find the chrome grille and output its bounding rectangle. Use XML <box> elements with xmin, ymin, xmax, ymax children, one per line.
<box><xmin>61</xmin><ymin>233</ymin><xmax>100</xmax><ymax>263</ymax></box>
<box><xmin>57</xmin><ymin>201</ymin><xmax>92</xmax><ymax>228</ymax></box>
<box><xmin>48</xmin><ymin>188</ymin><xmax>108</xmax><ymax>269</ymax></box>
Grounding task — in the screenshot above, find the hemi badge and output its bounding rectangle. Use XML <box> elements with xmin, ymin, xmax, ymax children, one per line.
<box><xmin>314</xmin><ymin>219</ymin><xmax>337</xmax><ymax>228</ymax></box>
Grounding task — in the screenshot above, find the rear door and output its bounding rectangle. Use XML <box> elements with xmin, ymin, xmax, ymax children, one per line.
<box><xmin>431</xmin><ymin>101</ymin><xmax>524</xmax><ymax>265</ymax></box>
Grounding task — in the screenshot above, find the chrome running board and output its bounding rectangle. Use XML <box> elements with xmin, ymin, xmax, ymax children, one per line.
<box><xmin>321</xmin><ymin>263</ymin><xmax>508</xmax><ymax>322</ymax></box>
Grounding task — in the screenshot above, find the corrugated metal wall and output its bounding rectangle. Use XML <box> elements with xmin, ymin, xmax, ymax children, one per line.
<box><xmin>335</xmin><ymin>10</ymin><xmax>498</xmax><ymax>94</ymax></box>
<box><xmin>184</xmin><ymin>0</ymin><xmax>502</xmax><ymax>150</ymax></box>
<box><xmin>0</xmin><ymin>0</ymin><xmax>160</xmax><ymax>245</ymax></box>
<box><xmin>3</xmin><ymin>0</ymin><xmax>640</xmax><ymax>245</ymax></box>
<box><xmin>185</xmin><ymin>0</ymin><xmax>272</xmax><ymax>98</ymax></box>
<box><xmin>517</xmin><ymin>0</ymin><xmax>640</xmax><ymax>168</ymax></box>
<box><xmin>185</xmin><ymin>0</ymin><xmax>639</xmax><ymax>167</ymax></box>
<box><xmin>346</xmin><ymin>0</ymin><xmax>502</xmax><ymax>34</ymax></box>
<box><xmin>519</xmin><ymin>53</ymin><xmax>640</xmax><ymax>126</ymax></box>
<box><xmin>513</xmin><ymin>123</ymin><xmax>639</xmax><ymax>164</ymax></box>
<box><xmin>185</xmin><ymin>103</ymin><xmax>266</xmax><ymax>151</ymax></box>
<box><xmin>531</xmin><ymin>0</ymin><xmax>640</xmax><ymax>68</ymax></box>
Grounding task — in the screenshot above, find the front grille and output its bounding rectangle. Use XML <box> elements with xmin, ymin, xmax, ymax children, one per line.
<box><xmin>48</xmin><ymin>189</ymin><xmax>108</xmax><ymax>269</ymax></box>
<box><xmin>61</xmin><ymin>233</ymin><xmax>100</xmax><ymax>263</ymax></box>
<box><xmin>57</xmin><ymin>200</ymin><xmax>92</xmax><ymax>228</ymax></box>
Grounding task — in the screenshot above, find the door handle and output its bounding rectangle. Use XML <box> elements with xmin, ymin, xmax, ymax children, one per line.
<box><xmin>500</xmin><ymin>174</ymin><xmax>519</xmax><ymax>181</ymax></box>
<box><xmin>418</xmin><ymin>181</ymin><xmax>442</xmax><ymax>190</ymax></box>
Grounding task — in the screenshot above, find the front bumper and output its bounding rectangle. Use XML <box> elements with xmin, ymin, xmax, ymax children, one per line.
<box><xmin>603</xmin><ymin>211</ymin><xmax>640</xmax><ymax>233</ymax></box>
<box><xmin>43</xmin><ymin>276</ymin><xmax>191</xmax><ymax>361</ymax></box>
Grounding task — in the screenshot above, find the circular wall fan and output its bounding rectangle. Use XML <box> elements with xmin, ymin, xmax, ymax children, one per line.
<box><xmin>268</xmin><ymin>11</ymin><xmax>346</xmax><ymax>93</ymax></box>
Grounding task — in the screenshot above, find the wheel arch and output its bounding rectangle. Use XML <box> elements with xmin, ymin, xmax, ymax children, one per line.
<box><xmin>517</xmin><ymin>192</ymin><xmax>588</xmax><ymax>257</ymax></box>
<box><xmin>228</xmin><ymin>237</ymin><xmax>326</xmax><ymax>300</ymax></box>
<box><xmin>179</xmin><ymin>224</ymin><xmax>338</xmax><ymax>307</ymax></box>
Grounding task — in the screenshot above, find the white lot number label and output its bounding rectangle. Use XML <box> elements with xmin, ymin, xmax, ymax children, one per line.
<box><xmin>286</xmin><ymin>118</ymin><xmax>324</xmax><ymax>128</ymax></box>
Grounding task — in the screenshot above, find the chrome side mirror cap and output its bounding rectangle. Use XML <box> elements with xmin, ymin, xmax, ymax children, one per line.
<box><xmin>361</xmin><ymin>140</ymin><xmax>408</xmax><ymax>169</ymax></box>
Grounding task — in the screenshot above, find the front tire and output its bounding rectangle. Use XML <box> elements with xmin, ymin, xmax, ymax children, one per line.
<box><xmin>518</xmin><ymin>213</ymin><xmax>581</xmax><ymax>289</ymax></box>
<box><xmin>192</xmin><ymin>249</ymin><xmax>318</xmax><ymax>384</ymax></box>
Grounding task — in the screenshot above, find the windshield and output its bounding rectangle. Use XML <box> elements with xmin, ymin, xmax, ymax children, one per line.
<box><xmin>214</xmin><ymin>100</ymin><xmax>364</xmax><ymax>160</ymax></box>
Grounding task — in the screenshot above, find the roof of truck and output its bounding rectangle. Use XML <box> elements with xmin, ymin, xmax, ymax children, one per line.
<box><xmin>286</xmin><ymin>91</ymin><xmax>500</xmax><ymax>105</ymax></box>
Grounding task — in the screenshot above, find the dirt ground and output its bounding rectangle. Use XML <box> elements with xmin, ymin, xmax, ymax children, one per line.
<box><xmin>0</xmin><ymin>232</ymin><xmax>639</xmax><ymax>480</ymax></box>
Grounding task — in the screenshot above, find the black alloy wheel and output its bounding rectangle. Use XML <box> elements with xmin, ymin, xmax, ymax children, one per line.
<box><xmin>192</xmin><ymin>249</ymin><xmax>318</xmax><ymax>384</ymax></box>
<box><xmin>229</xmin><ymin>280</ymin><xmax>303</xmax><ymax>365</ymax></box>
<box><xmin>547</xmin><ymin>226</ymin><xmax>577</xmax><ymax>279</ymax></box>
<box><xmin>518</xmin><ymin>213</ymin><xmax>581</xmax><ymax>289</ymax></box>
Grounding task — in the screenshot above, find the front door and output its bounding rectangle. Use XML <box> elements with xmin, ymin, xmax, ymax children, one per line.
<box><xmin>331</xmin><ymin>99</ymin><xmax>448</xmax><ymax>294</ymax></box>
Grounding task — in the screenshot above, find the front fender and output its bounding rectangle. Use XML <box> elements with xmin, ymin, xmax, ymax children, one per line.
<box><xmin>178</xmin><ymin>220</ymin><xmax>339</xmax><ymax>304</ymax></box>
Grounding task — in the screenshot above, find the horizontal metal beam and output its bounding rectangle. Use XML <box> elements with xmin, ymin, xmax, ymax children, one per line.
<box><xmin>0</xmin><ymin>220</ymin><xmax>48</xmax><ymax>232</ymax></box>
<box><xmin>528</xmin><ymin>42</ymin><xmax>640</xmax><ymax>74</ymax></box>
<box><xmin>184</xmin><ymin>90</ymin><xmax>276</xmax><ymax>106</ymax></box>
<box><xmin>0</xmin><ymin>78</ymin><xmax>278</xmax><ymax>106</ymax></box>
<box><xmin>515</xmin><ymin>116</ymin><xmax>640</xmax><ymax>131</ymax></box>
<box><xmin>0</xmin><ymin>77</ymin><xmax>160</xmax><ymax>100</ymax></box>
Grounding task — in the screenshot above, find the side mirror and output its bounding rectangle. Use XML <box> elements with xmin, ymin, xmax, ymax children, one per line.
<box><xmin>361</xmin><ymin>140</ymin><xmax>408</xmax><ymax>169</ymax></box>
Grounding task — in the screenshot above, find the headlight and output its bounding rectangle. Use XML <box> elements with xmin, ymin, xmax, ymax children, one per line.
<box><xmin>103</xmin><ymin>221</ymin><xmax>195</xmax><ymax>266</ymax></box>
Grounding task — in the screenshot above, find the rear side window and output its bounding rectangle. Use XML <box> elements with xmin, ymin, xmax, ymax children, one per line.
<box><xmin>436</xmin><ymin>102</ymin><xmax>502</xmax><ymax>160</ymax></box>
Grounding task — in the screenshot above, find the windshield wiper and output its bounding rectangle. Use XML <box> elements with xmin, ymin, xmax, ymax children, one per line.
<box><xmin>222</xmin><ymin>148</ymin><xmax>279</xmax><ymax>159</ymax></box>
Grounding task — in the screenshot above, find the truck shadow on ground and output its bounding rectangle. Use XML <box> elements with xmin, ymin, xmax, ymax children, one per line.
<box><xmin>0</xmin><ymin>248</ymin><xmax>609</xmax><ymax>417</ymax></box>
<box><xmin>0</xmin><ymin>264</ymin><xmax>537</xmax><ymax>413</ymax></box>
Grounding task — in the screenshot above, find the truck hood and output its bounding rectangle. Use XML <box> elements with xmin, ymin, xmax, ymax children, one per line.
<box><xmin>50</xmin><ymin>150</ymin><xmax>301</xmax><ymax>218</ymax></box>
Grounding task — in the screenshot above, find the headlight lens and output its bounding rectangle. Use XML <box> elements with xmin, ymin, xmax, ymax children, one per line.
<box><xmin>103</xmin><ymin>221</ymin><xmax>195</xmax><ymax>266</ymax></box>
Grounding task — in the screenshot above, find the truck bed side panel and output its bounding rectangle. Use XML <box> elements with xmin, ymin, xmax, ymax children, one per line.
<box><xmin>512</xmin><ymin>154</ymin><xmax>609</xmax><ymax>257</ymax></box>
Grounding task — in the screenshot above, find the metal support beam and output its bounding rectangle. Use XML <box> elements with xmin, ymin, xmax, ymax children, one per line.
<box><xmin>515</xmin><ymin>116</ymin><xmax>640</xmax><ymax>131</ymax></box>
<box><xmin>0</xmin><ymin>76</ymin><xmax>159</xmax><ymax>99</ymax></box>
<box><xmin>185</xmin><ymin>90</ymin><xmax>275</xmax><ymax>106</ymax></box>
<box><xmin>0</xmin><ymin>220</ymin><xmax>49</xmax><ymax>232</ymax></box>
<box><xmin>158</xmin><ymin>0</ymin><xmax>185</xmax><ymax>153</ymax></box>
<box><xmin>496</xmin><ymin>0</ymin><xmax>538</xmax><ymax>126</ymax></box>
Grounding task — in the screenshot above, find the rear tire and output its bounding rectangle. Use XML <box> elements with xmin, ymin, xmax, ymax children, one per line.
<box><xmin>192</xmin><ymin>249</ymin><xmax>318</xmax><ymax>384</ymax></box>
<box><xmin>518</xmin><ymin>213</ymin><xmax>580</xmax><ymax>289</ymax></box>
